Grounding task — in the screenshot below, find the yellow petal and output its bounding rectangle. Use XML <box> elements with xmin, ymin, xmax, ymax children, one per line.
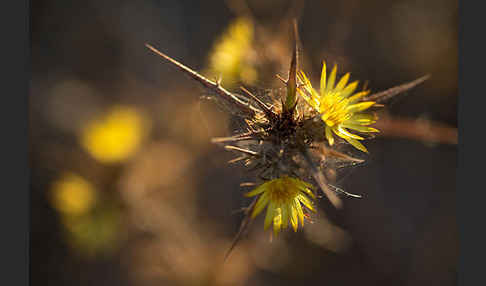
<box><xmin>341</xmin><ymin>123</ymin><xmax>380</xmax><ymax>133</ymax></box>
<box><xmin>264</xmin><ymin>202</ymin><xmax>275</xmax><ymax>230</ymax></box>
<box><xmin>294</xmin><ymin>179</ymin><xmax>316</xmax><ymax>199</ymax></box>
<box><xmin>325</xmin><ymin>126</ymin><xmax>335</xmax><ymax>146</ymax></box>
<box><xmin>344</xmin><ymin>137</ymin><xmax>368</xmax><ymax>153</ymax></box>
<box><xmin>298</xmin><ymin>88</ymin><xmax>312</xmax><ymax>105</ymax></box>
<box><xmin>301</xmin><ymin>180</ymin><xmax>314</xmax><ymax>189</ymax></box>
<box><xmin>350</xmin><ymin>113</ymin><xmax>377</xmax><ymax>123</ymax></box>
<box><xmin>320</xmin><ymin>61</ymin><xmax>327</xmax><ymax>94</ymax></box>
<box><xmin>273</xmin><ymin>207</ymin><xmax>282</xmax><ymax>236</ymax></box>
<box><xmin>352</xmin><ymin>120</ymin><xmax>376</xmax><ymax>126</ymax></box>
<box><xmin>289</xmin><ymin>177</ymin><xmax>313</xmax><ymax>189</ymax></box>
<box><xmin>281</xmin><ymin>203</ymin><xmax>289</xmax><ymax>229</ymax></box>
<box><xmin>251</xmin><ymin>191</ymin><xmax>269</xmax><ymax>218</ymax></box>
<box><xmin>245</xmin><ymin>182</ymin><xmax>268</xmax><ymax>197</ymax></box>
<box><xmin>335</xmin><ymin>73</ymin><xmax>350</xmax><ymax>91</ymax></box>
<box><xmin>309</xmin><ymin>88</ymin><xmax>322</xmax><ymax>108</ymax></box>
<box><xmin>340</xmin><ymin>81</ymin><xmax>359</xmax><ymax>98</ymax></box>
<box><xmin>298</xmin><ymin>185</ymin><xmax>316</xmax><ymax>199</ymax></box>
<box><xmin>347</xmin><ymin>101</ymin><xmax>375</xmax><ymax>113</ymax></box>
<box><xmin>326</xmin><ymin>64</ymin><xmax>337</xmax><ymax>92</ymax></box>
<box><xmin>298</xmin><ymin>194</ymin><xmax>315</xmax><ymax>212</ymax></box>
<box><xmin>347</xmin><ymin>90</ymin><xmax>370</xmax><ymax>103</ymax></box>
<box><xmin>300</xmin><ymin>75</ymin><xmax>321</xmax><ymax>103</ymax></box>
<box><xmin>290</xmin><ymin>204</ymin><xmax>298</xmax><ymax>232</ymax></box>
<box><xmin>294</xmin><ymin>197</ymin><xmax>304</xmax><ymax>226</ymax></box>
<box><xmin>297</xmin><ymin>85</ymin><xmax>309</xmax><ymax>97</ymax></box>
<box><xmin>299</xmin><ymin>86</ymin><xmax>321</xmax><ymax>111</ymax></box>
<box><xmin>299</xmin><ymin>71</ymin><xmax>313</xmax><ymax>93</ymax></box>
<box><xmin>336</xmin><ymin>126</ymin><xmax>364</xmax><ymax>140</ymax></box>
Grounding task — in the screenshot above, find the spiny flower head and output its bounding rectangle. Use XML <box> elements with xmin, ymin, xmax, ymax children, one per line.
<box><xmin>145</xmin><ymin>22</ymin><xmax>429</xmax><ymax>256</ymax></box>
<box><xmin>298</xmin><ymin>61</ymin><xmax>379</xmax><ymax>152</ymax></box>
<box><xmin>245</xmin><ymin>176</ymin><xmax>316</xmax><ymax>236</ymax></box>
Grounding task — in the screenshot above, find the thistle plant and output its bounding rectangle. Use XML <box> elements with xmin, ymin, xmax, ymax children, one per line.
<box><xmin>145</xmin><ymin>20</ymin><xmax>429</xmax><ymax>258</ymax></box>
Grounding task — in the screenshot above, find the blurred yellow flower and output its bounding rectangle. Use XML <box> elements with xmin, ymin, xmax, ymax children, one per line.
<box><xmin>81</xmin><ymin>106</ymin><xmax>148</xmax><ymax>163</ymax></box>
<box><xmin>245</xmin><ymin>176</ymin><xmax>315</xmax><ymax>236</ymax></box>
<box><xmin>62</xmin><ymin>206</ymin><xmax>121</xmax><ymax>257</ymax></box>
<box><xmin>298</xmin><ymin>62</ymin><xmax>379</xmax><ymax>152</ymax></box>
<box><xmin>205</xmin><ymin>17</ymin><xmax>257</xmax><ymax>87</ymax></box>
<box><xmin>50</xmin><ymin>172</ymin><xmax>97</xmax><ymax>216</ymax></box>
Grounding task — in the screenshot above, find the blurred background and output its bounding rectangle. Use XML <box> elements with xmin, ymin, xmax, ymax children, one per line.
<box><xmin>30</xmin><ymin>0</ymin><xmax>458</xmax><ymax>285</ymax></box>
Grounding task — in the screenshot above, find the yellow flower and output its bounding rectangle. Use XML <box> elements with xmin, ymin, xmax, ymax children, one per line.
<box><xmin>297</xmin><ymin>61</ymin><xmax>379</xmax><ymax>152</ymax></box>
<box><xmin>81</xmin><ymin>106</ymin><xmax>148</xmax><ymax>163</ymax></box>
<box><xmin>50</xmin><ymin>172</ymin><xmax>97</xmax><ymax>216</ymax></box>
<box><xmin>205</xmin><ymin>17</ymin><xmax>257</xmax><ymax>87</ymax></box>
<box><xmin>245</xmin><ymin>176</ymin><xmax>316</xmax><ymax>236</ymax></box>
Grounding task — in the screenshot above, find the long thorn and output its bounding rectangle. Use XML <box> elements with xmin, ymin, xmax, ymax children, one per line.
<box><xmin>300</xmin><ymin>149</ymin><xmax>343</xmax><ymax>208</ymax></box>
<box><xmin>292</xmin><ymin>18</ymin><xmax>302</xmax><ymax>75</ymax></box>
<box><xmin>240</xmin><ymin>182</ymin><xmax>256</xmax><ymax>187</ymax></box>
<box><xmin>283</xmin><ymin>21</ymin><xmax>299</xmax><ymax>114</ymax></box>
<box><xmin>225</xmin><ymin>197</ymin><xmax>257</xmax><ymax>262</ymax></box>
<box><xmin>211</xmin><ymin>135</ymin><xmax>256</xmax><ymax>143</ymax></box>
<box><xmin>320</xmin><ymin>145</ymin><xmax>365</xmax><ymax>164</ymax></box>
<box><xmin>224</xmin><ymin>145</ymin><xmax>259</xmax><ymax>156</ymax></box>
<box><xmin>145</xmin><ymin>43</ymin><xmax>259</xmax><ymax>115</ymax></box>
<box><xmin>228</xmin><ymin>156</ymin><xmax>247</xmax><ymax>164</ymax></box>
<box><xmin>363</xmin><ymin>75</ymin><xmax>431</xmax><ymax>103</ymax></box>
<box><xmin>240</xmin><ymin>86</ymin><xmax>275</xmax><ymax>118</ymax></box>
<box><xmin>328</xmin><ymin>184</ymin><xmax>362</xmax><ymax>198</ymax></box>
<box><xmin>276</xmin><ymin>74</ymin><xmax>287</xmax><ymax>84</ymax></box>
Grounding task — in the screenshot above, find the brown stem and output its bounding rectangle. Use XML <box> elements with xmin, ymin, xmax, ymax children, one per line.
<box><xmin>374</xmin><ymin>114</ymin><xmax>458</xmax><ymax>145</ymax></box>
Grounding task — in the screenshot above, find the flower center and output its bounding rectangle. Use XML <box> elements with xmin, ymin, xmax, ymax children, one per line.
<box><xmin>268</xmin><ymin>178</ymin><xmax>300</xmax><ymax>204</ymax></box>
<box><xmin>319</xmin><ymin>92</ymin><xmax>350</xmax><ymax>127</ymax></box>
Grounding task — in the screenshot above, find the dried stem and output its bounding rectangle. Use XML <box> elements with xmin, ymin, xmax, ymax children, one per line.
<box><xmin>374</xmin><ymin>114</ymin><xmax>458</xmax><ymax>145</ymax></box>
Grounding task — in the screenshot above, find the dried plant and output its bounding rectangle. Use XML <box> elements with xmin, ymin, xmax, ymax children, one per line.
<box><xmin>145</xmin><ymin>19</ymin><xmax>429</xmax><ymax>259</ymax></box>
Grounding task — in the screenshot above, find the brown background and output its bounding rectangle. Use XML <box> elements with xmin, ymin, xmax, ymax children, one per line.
<box><xmin>31</xmin><ymin>0</ymin><xmax>458</xmax><ymax>285</ymax></box>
